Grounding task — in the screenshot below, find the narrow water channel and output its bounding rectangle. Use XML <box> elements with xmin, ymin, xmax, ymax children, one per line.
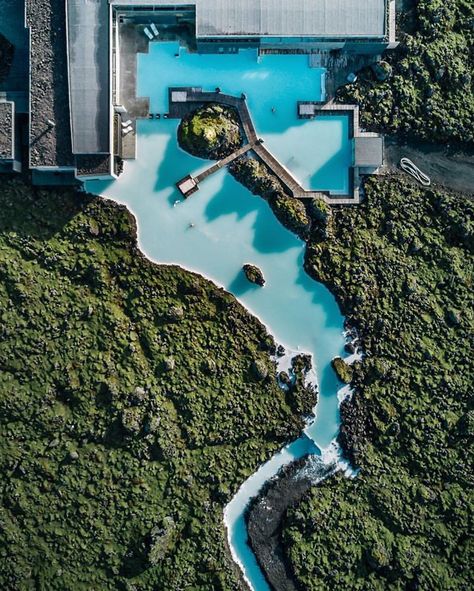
<box><xmin>87</xmin><ymin>43</ymin><xmax>350</xmax><ymax>590</ymax></box>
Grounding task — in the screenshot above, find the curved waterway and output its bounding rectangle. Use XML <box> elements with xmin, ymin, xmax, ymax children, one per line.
<box><xmin>87</xmin><ymin>43</ymin><xmax>350</xmax><ymax>590</ymax></box>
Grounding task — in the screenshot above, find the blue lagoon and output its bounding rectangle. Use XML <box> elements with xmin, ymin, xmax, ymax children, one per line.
<box><xmin>87</xmin><ymin>42</ymin><xmax>352</xmax><ymax>591</ymax></box>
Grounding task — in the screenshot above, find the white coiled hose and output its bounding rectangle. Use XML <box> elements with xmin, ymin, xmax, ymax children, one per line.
<box><xmin>400</xmin><ymin>157</ymin><xmax>431</xmax><ymax>186</ymax></box>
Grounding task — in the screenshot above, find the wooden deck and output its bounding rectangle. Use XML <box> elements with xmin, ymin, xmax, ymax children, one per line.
<box><xmin>194</xmin><ymin>143</ymin><xmax>255</xmax><ymax>184</ymax></box>
<box><xmin>170</xmin><ymin>88</ymin><xmax>364</xmax><ymax>205</ymax></box>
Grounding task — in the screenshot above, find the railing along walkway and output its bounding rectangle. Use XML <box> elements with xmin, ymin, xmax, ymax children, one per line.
<box><xmin>172</xmin><ymin>90</ymin><xmax>361</xmax><ymax>205</ymax></box>
<box><xmin>194</xmin><ymin>143</ymin><xmax>255</xmax><ymax>184</ymax></box>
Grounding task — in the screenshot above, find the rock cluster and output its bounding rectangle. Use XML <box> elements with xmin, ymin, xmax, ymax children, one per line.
<box><xmin>229</xmin><ymin>156</ymin><xmax>312</xmax><ymax>240</ymax></box>
<box><xmin>337</xmin><ymin>2</ymin><xmax>474</xmax><ymax>144</ymax></box>
<box><xmin>243</xmin><ymin>263</ymin><xmax>265</xmax><ymax>286</ymax></box>
<box><xmin>331</xmin><ymin>356</ymin><xmax>353</xmax><ymax>384</ymax></box>
<box><xmin>177</xmin><ymin>104</ymin><xmax>243</xmax><ymax>160</ymax></box>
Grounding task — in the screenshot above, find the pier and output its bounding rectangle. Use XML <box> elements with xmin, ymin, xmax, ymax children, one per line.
<box><xmin>177</xmin><ymin>142</ymin><xmax>256</xmax><ymax>197</ymax></box>
<box><xmin>171</xmin><ymin>89</ymin><xmax>383</xmax><ymax>204</ymax></box>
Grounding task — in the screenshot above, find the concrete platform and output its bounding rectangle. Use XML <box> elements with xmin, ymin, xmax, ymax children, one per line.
<box><xmin>118</xmin><ymin>22</ymin><xmax>150</xmax><ymax>119</ymax></box>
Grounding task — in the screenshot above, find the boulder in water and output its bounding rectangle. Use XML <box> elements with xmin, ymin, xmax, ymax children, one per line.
<box><xmin>243</xmin><ymin>264</ymin><xmax>265</xmax><ymax>286</ymax></box>
<box><xmin>332</xmin><ymin>356</ymin><xmax>353</xmax><ymax>384</ymax></box>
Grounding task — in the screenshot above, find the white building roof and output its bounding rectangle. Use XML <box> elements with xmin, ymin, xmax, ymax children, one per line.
<box><xmin>112</xmin><ymin>0</ymin><xmax>387</xmax><ymax>39</ymax></box>
<box><xmin>67</xmin><ymin>0</ymin><xmax>110</xmax><ymax>154</ymax></box>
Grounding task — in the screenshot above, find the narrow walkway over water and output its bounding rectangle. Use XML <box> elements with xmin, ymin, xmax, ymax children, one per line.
<box><xmin>171</xmin><ymin>88</ymin><xmax>363</xmax><ymax>205</ymax></box>
<box><xmin>194</xmin><ymin>143</ymin><xmax>255</xmax><ymax>184</ymax></box>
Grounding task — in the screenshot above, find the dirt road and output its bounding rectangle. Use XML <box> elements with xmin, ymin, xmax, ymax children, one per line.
<box><xmin>384</xmin><ymin>138</ymin><xmax>474</xmax><ymax>196</ymax></box>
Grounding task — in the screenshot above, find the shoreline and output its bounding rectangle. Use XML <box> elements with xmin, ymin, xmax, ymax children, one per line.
<box><xmin>94</xmin><ymin>188</ymin><xmax>347</xmax><ymax>590</ymax></box>
<box><xmin>92</xmin><ymin>184</ymin><xmax>357</xmax><ymax>591</ymax></box>
<box><xmin>1</xmin><ymin>178</ymin><xmax>315</xmax><ymax>590</ymax></box>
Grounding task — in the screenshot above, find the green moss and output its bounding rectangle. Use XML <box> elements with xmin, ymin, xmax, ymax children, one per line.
<box><xmin>229</xmin><ymin>156</ymin><xmax>284</xmax><ymax>200</ymax></box>
<box><xmin>281</xmin><ymin>176</ymin><xmax>474</xmax><ymax>590</ymax></box>
<box><xmin>331</xmin><ymin>357</ymin><xmax>353</xmax><ymax>384</ymax></box>
<box><xmin>268</xmin><ymin>194</ymin><xmax>311</xmax><ymax>241</ymax></box>
<box><xmin>0</xmin><ymin>179</ymin><xmax>304</xmax><ymax>590</ymax></box>
<box><xmin>178</xmin><ymin>104</ymin><xmax>243</xmax><ymax>159</ymax></box>
<box><xmin>308</xmin><ymin>197</ymin><xmax>331</xmax><ymax>223</ymax></box>
<box><xmin>338</xmin><ymin>0</ymin><xmax>474</xmax><ymax>144</ymax></box>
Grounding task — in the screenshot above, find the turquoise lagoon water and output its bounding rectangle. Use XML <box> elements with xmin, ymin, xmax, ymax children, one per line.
<box><xmin>87</xmin><ymin>43</ymin><xmax>350</xmax><ymax>591</ymax></box>
<box><xmin>141</xmin><ymin>43</ymin><xmax>353</xmax><ymax>194</ymax></box>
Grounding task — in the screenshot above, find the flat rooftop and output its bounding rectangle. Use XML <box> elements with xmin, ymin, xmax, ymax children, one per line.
<box><xmin>354</xmin><ymin>136</ymin><xmax>383</xmax><ymax>167</ymax></box>
<box><xmin>111</xmin><ymin>0</ymin><xmax>386</xmax><ymax>39</ymax></box>
<box><xmin>0</xmin><ymin>101</ymin><xmax>14</xmax><ymax>160</ymax></box>
<box><xmin>27</xmin><ymin>0</ymin><xmax>74</xmax><ymax>168</ymax></box>
<box><xmin>67</xmin><ymin>0</ymin><xmax>110</xmax><ymax>155</ymax></box>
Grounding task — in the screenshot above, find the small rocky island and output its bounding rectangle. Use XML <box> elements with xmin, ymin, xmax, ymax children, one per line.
<box><xmin>177</xmin><ymin>104</ymin><xmax>243</xmax><ymax>160</ymax></box>
<box><xmin>176</xmin><ymin>102</ymin><xmax>325</xmax><ymax>241</ymax></box>
<box><xmin>243</xmin><ymin>264</ymin><xmax>265</xmax><ymax>286</ymax></box>
<box><xmin>331</xmin><ymin>356</ymin><xmax>353</xmax><ymax>384</ymax></box>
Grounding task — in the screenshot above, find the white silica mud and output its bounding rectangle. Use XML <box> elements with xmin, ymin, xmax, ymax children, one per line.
<box><xmin>87</xmin><ymin>42</ymin><xmax>356</xmax><ymax>591</ymax></box>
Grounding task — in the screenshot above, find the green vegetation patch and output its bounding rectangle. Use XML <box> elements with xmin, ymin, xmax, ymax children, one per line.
<box><xmin>331</xmin><ymin>357</ymin><xmax>353</xmax><ymax>384</ymax></box>
<box><xmin>178</xmin><ymin>104</ymin><xmax>243</xmax><ymax>160</ymax></box>
<box><xmin>281</xmin><ymin>177</ymin><xmax>474</xmax><ymax>590</ymax></box>
<box><xmin>268</xmin><ymin>194</ymin><xmax>311</xmax><ymax>241</ymax></box>
<box><xmin>338</xmin><ymin>0</ymin><xmax>474</xmax><ymax>144</ymax></box>
<box><xmin>229</xmin><ymin>156</ymin><xmax>312</xmax><ymax>241</ymax></box>
<box><xmin>0</xmin><ymin>180</ymin><xmax>306</xmax><ymax>590</ymax></box>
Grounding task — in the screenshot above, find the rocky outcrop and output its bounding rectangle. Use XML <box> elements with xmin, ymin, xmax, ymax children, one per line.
<box><xmin>229</xmin><ymin>157</ymin><xmax>312</xmax><ymax>241</ymax></box>
<box><xmin>331</xmin><ymin>356</ymin><xmax>353</xmax><ymax>384</ymax></box>
<box><xmin>178</xmin><ymin>104</ymin><xmax>243</xmax><ymax>160</ymax></box>
<box><xmin>246</xmin><ymin>456</ymin><xmax>335</xmax><ymax>591</ymax></box>
<box><xmin>229</xmin><ymin>156</ymin><xmax>284</xmax><ymax>200</ymax></box>
<box><xmin>243</xmin><ymin>264</ymin><xmax>265</xmax><ymax>286</ymax></box>
<box><xmin>0</xmin><ymin>33</ymin><xmax>14</xmax><ymax>83</ymax></box>
<box><xmin>268</xmin><ymin>193</ymin><xmax>311</xmax><ymax>241</ymax></box>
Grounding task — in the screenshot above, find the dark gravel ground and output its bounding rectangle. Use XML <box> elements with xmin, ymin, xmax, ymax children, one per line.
<box><xmin>0</xmin><ymin>101</ymin><xmax>13</xmax><ymax>158</ymax></box>
<box><xmin>384</xmin><ymin>138</ymin><xmax>474</xmax><ymax>196</ymax></box>
<box><xmin>26</xmin><ymin>0</ymin><xmax>73</xmax><ymax>168</ymax></box>
<box><xmin>76</xmin><ymin>154</ymin><xmax>112</xmax><ymax>177</ymax></box>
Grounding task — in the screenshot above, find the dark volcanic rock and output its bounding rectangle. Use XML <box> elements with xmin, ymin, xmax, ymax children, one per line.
<box><xmin>332</xmin><ymin>356</ymin><xmax>353</xmax><ymax>384</ymax></box>
<box><xmin>338</xmin><ymin>392</ymin><xmax>371</xmax><ymax>467</ymax></box>
<box><xmin>0</xmin><ymin>33</ymin><xmax>14</xmax><ymax>83</ymax></box>
<box><xmin>251</xmin><ymin>359</ymin><xmax>269</xmax><ymax>381</ymax></box>
<box><xmin>243</xmin><ymin>264</ymin><xmax>265</xmax><ymax>286</ymax></box>
<box><xmin>246</xmin><ymin>456</ymin><xmax>336</xmax><ymax>591</ymax></box>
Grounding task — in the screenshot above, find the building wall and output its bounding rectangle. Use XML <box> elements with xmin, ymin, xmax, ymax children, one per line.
<box><xmin>197</xmin><ymin>38</ymin><xmax>388</xmax><ymax>55</ymax></box>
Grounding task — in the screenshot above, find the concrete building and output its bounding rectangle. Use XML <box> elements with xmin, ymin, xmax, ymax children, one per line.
<box><xmin>112</xmin><ymin>0</ymin><xmax>397</xmax><ymax>54</ymax></box>
<box><xmin>1</xmin><ymin>0</ymin><xmax>395</xmax><ymax>187</ymax></box>
<box><xmin>70</xmin><ymin>0</ymin><xmax>396</xmax><ymax>179</ymax></box>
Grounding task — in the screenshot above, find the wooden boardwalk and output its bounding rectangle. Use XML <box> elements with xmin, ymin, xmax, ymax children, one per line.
<box><xmin>194</xmin><ymin>143</ymin><xmax>255</xmax><ymax>184</ymax></box>
<box><xmin>170</xmin><ymin>89</ymin><xmax>362</xmax><ymax>205</ymax></box>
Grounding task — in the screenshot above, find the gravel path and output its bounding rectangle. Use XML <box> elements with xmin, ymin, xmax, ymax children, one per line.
<box><xmin>384</xmin><ymin>138</ymin><xmax>474</xmax><ymax>196</ymax></box>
